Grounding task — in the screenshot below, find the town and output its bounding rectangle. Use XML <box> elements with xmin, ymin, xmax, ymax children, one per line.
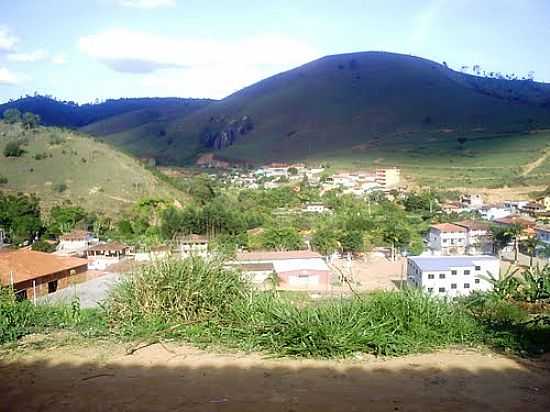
<box><xmin>2</xmin><ymin>162</ymin><xmax>549</xmax><ymax>303</ymax></box>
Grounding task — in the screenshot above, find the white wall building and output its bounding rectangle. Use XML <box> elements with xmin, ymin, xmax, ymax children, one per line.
<box><xmin>56</xmin><ymin>230</ymin><xmax>99</xmax><ymax>256</ymax></box>
<box><xmin>176</xmin><ymin>234</ymin><xmax>209</xmax><ymax>258</ymax></box>
<box><xmin>303</xmin><ymin>203</ymin><xmax>330</xmax><ymax>214</ymax></box>
<box><xmin>427</xmin><ymin>223</ymin><xmax>467</xmax><ymax>256</ymax></box>
<box><xmin>407</xmin><ymin>255</ymin><xmax>498</xmax><ymax>297</ymax></box>
<box><xmin>454</xmin><ymin>220</ymin><xmax>494</xmax><ymax>255</ymax></box>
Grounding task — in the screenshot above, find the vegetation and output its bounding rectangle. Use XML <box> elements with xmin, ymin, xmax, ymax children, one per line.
<box><xmin>3</xmin><ymin>141</ymin><xmax>25</xmax><ymax>157</ymax></box>
<box><xmin>0</xmin><ymin>121</ymin><xmax>186</xmax><ymax>216</ymax></box>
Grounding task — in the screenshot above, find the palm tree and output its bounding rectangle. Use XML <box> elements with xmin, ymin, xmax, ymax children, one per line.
<box><xmin>524</xmin><ymin>236</ymin><xmax>540</xmax><ymax>267</ymax></box>
<box><xmin>500</xmin><ymin>223</ymin><xmax>523</xmax><ymax>263</ymax></box>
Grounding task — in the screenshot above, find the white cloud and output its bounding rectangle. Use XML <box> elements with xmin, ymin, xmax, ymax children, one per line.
<box><xmin>0</xmin><ymin>26</ymin><xmax>18</xmax><ymax>52</ymax></box>
<box><xmin>7</xmin><ymin>49</ymin><xmax>49</xmax><ymax>63</ymax></box>
<box><xmin>79</xmin><ymin>29</ymin><xmax>321</xmax><ymax>98</ymax></box>
<box><xmin>79</xmin><ymin>29</ymin><xmax>320</xmax><ymax>73</ymax></box>
<box><xmin>0</xmin><ymin>67</ymin><xmax>19</xmax><ymax>85</ymax></box>
<box><xmin>117</xmin><ymin>0</ymin><xmax>176</xmax><ymax>9</ymax></box>
<box><xmin>51</xmin><ymin>53</ymin><xmax>66</xmax><ymax>65</ymax></box>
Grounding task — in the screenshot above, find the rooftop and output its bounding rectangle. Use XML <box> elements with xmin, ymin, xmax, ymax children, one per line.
<box><xmin>494</xmin><ymin>215</ymin><xmax>536</xmax><ymax>226</ymax></box>
<box><xmin>454</xmin><ymin>220</ymin><xmax>490</xmax><ymax>231</ymax></box>
<box><xmin>408</xmin><ymin>255</ymin><xmax>498</xmax><ymax>272</ymax></box>
<box><xmin>176</xmin><ymin>234</ymin><xmax>209</xmax><ymax>243</ymax></box>
<box><xmin>0</xmin><ymin>249</ymin><xmax>88</xmax><ymax>286</ymax></box>
<box><xmin>60</xmin><ymin>230</ymin><xmax>92</xmax><ymax>241</ymax></box>
<box><xmin>236</xmin><ymin>250</ymin><xmax>323</xmax><ymax>261</ymax></box>
<box><xmin>430</xmin><ymin>223</ymin><xmax>467</xmax><ymax>233</ymax></box>
<box><xmin>87</xmin><ymin>241</ymin><xmax>129</xmax><ymax>252</ymax></box>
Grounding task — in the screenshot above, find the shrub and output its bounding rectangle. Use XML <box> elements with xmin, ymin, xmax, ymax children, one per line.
<box><xmin>3</xmin><ymin>142</ymin><xmax>24</xmax><ymax>157</ymax></box>
<box><xmin>31</xmin><ymin>240</ymin><xmax>57</xmax><ymax>253</ymax></box>
<box><xmin>0</xmin><ymin>175</ymin><xmax>7</xmax><ymax>185</ymax></box>
<box><xmin>53</xmin><ymin>183</ymin><xmax>67</xmax><ymax>193</ymax></box>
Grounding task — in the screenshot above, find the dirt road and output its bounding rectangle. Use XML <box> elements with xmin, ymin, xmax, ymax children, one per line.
<box><xmin>2</xmin><ymin>339</ymin><xmax>549</xmax><ymax>411</ymax></box>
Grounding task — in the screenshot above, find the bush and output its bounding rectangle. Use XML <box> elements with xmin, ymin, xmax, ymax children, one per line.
<box><xmin>31</xmin><ymin>240</ymin><xmax>57</xmax><ymax>253</ymax></box>
<box><xmin>3</xmin><ymin>142</ymin><xmax>24</xmax><ymax>157</ymax></box>
<box><xmin>53</xmin><ymin>183</ymin><xmax>67</xmax><ymax>193</ymax></box>
<box><xmin>0</xmin><ymin>175</ymin><xmax>7</xmax><ymax>185</ymax></box>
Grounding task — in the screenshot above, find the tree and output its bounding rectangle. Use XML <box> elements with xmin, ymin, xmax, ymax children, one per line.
<box><xmin>2</xmin><ymin>108</ymin><xmax>21</xmax><ymax>124</ymax></box>
<box><xmin>0</xmin><ymin>193</ymin><xmax>43</xmax><ymax>243</ymax></box>
<box><xmin>505</xmin><ymin>224</ymin><xmax>524</xmax><ymax>263</ymax></box>
<box><xmin>47</xmin><ymin>205</ymin><xmax>88</xmax><ymax>236</ymax></box>
<box><xmin>21</xmin><ymin>112</ymin><xmax>40</xmax><ymax>129</ymax></box>
<box><xmin>311</xmin><ymin>226</ymin><xmax>340</xmax><ymax>255</ymax></box>
<box><xmin>382</xmin><ymin>224</ymin><xmax>411</xmax><ymax>261</ymax></box>
<box><xmin>457</xmin><ymin>137</ymin><xmax>468</xmax><ymax>148</ymax></box>
<box><xmin>339</xmin><ymin>230</ymin><xmax>364</xmax><ymax>254</ymax></box>
<box><xmin>261</xmin><ymin>226</ymin><xmax>303</xmax><ymax>251</ymax></box>
<box><xmin>491</xmin><ymin>226</ymin><xmax>512</xmax><ymax>256</ymax></box>
<box><xmin>287</xmin><ymin>167</ymin><xmax>298</xmax><ymax>176</ymax></box>
<box><xmin>3</xmin><ymin>142</ymin><xmax>24</xmax><ymax>157</ymax></box>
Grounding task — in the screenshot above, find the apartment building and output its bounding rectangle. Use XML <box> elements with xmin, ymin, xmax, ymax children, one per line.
<box><xmin>427</xmin><ymin>223</ymin><xmax>467</xmax><ymax>255</ymax></box>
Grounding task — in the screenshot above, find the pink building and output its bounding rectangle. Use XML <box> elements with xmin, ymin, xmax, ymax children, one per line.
<box><xmin>234</xmin><ymin>251</ymin><xmax>332</xmax><ymax>291</ymax></box>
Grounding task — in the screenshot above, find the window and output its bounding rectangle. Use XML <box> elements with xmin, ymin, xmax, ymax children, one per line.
<box><xmin>475</xmin><ymin>278</ymin><xmax>480</xmax><ymax>284</ymax></box>
<box><xmin>439</xmin><ymin>273</ymin><xmax>445</xmax><ymax>279</ymax></box>
<box><xmin>451</xmin><ymin>283</ymin><xmax>457</xmax><ymax>289</ymax></box>
<box><xmin>48</xmin><ymin>280</ymin><xmax>58</xmax><ymax>294</ymax></box>
<box><xmin>451</xmin><ymin>270</ymin><xmax>457</xmax><ymax>275</ymax></box>
<box><xmin>438</xmin><ymin>287</ymin><xmax>446</xmax><ymax>293</ymax></box>
<box><xmin>428</xmin><ymin>274</ymin><xmax>434</xmax><ymax>279</ymax></box>
<box><xmin>15</xmin><ymin>289</ymin><xmax>27</xmax><ymax>302</ymax></box>
<box><xmin>464</xmin><ymin>283</ymin><xmax>470</xmax><ymax>289</ymax></box>
<box><xmin>475</xmin><ymin>266</ymin><xmax>481</xmax><ymax>271</ymax></box>
<box><xmin>442</xmin><ymin>238</ymin><xmax>448</xmax><ymax>243</ymax></box>
<box><xmin>464</xmin><ymin>270</ymin><xmax>471</xmax><ymax>275</ymax></box>
<box><xmin>427</xmin><ymin>288</ymin><xmax>433</xmax><ymax>293</ymax></box>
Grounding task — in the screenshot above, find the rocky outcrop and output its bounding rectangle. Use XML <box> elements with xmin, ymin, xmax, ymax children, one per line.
<box><xmin>199</xmin><ymin>115</ymin><xmax>254</xmax><ymax>150</ymax></box>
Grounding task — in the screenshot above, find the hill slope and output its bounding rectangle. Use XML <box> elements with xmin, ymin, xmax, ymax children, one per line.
<box><xmin>81</xmin><ymin>52</ymin><xmax>550</xmax><ymax>168</ymax></box>
<box><xmin>0</xmin><ymin>122</ymin><xmax>186</xmax><ymax>215</ymax></box>
<box><xmin>0</xmin><ymin>96</ymin><xmax>213</xmax><ymax>128</ymax></box>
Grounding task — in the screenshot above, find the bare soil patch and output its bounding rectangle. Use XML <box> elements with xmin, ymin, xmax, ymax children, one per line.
<box><xmin>2</xmin><ymin>341</ymin><xmax>549</xmax><ymax>411</ymax></box>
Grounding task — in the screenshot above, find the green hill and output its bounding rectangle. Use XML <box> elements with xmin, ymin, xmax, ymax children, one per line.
<box><xmin>0</xmin><ymin>122</ymin><xmax>186</xmax><ymax>215</ymax></box>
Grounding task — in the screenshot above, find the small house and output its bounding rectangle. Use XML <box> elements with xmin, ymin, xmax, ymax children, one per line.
<box><xmin>427</xmin><ymin>223</ymin><xmax>467</xmax><ymax>256</ymax></box>
<box><xmin>176</xmin><ymin>234</ymin><xmax>209</xmax><ymax>258</ymax></box>
<box><xmin>56</xmin><ymin>230</ymin><xmax>99</xmax><ymax>256</ymax></box>
<box><xmin>86</xmin><ymin>241</ymin><xmax>130</xmax><ymax>270</ymax></box>
<box><xmin>0</xmin><ymin>249</ymin><xmax>89</xmax><ymax>301</ymax></box>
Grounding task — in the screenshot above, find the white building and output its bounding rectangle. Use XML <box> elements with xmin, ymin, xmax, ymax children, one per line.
<box><xmin>427</xmin><ymin>223</ymin><xmax>467</xmax><ymax>256</ymax></box>
<box><xmin>461</xmin><ymin>194</ymin><xmax>484</xmax><ymax>209</ymax></box>
<box><xmin>56</xmin><ymin>230</ymin><xmax>99</xmax><ymax>256</ymax></box>
<box><xmin>176</xmin><ymin>234</ymin><xmax>209</xmax><ymax>258</ymax></box>
<box><xmin>480</xmin><ymin>205</ymin><xmax>510</xmax><ymax>221</ymax></box>
<box><xmin>375</xmin><ymin>167</ymin><xmax>400</xmax><ymax>189</ymax></box>
<box><xmin>407</xmin><ymin>255</ymin><xmax>498</xmax><ymax>297</ymax></box>
<box><xmin>303</xmin><ymin>203</ymin><xmax>330</xmax><ymax>214</ymax></box>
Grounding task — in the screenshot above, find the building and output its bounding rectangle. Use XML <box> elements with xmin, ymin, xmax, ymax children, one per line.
<box><xmin>493</xmin><ymin>215</ymin><xmax>537</xmax><ymax>237</ymax></box>
<box><xmin>479</xmin><ymin>204</ymin><xmax>509</xmax><ymax>221</ymax></box>
<box><xmin>86</xmin><ymin>241</ymin><xmax>130</xmax><ymax>270</ymax></box>
<box><xmin>536</xmin><ymin>195</ymin><xmax>550</xmax><ymax>211</ymax></box>
<box><xmin>427</xmin><ymin>223</ymin><xmax>467</xmax><ymax>256</ymax></box>
<box><xmin>521</xmin><ymin>202</ymin><xmax>545</xmax><ymax>217</ymax></box>
<box><xmin>503</xmin><ymin>200</ymin><xmax>529</xmax><ymax>213</ymax></box>
<box><xmin>0</xmin><ymin>249</ymin><xmax>89</xmax><ymax>301</ymax></box>
<box><xmin>375</xmin><ymin>167</ymin><xmax>400</xmax><ymax>189</ymax></box>
<box><xmin>176</xmin><ymin>234</ymin><xmax>209</xmax><ymax>258</ymax></box>
<box><xmin>234</xmin><ymin>251</ymin><xmax>332</xmax><ymax>290</ymax></box>
<box><xmin>135</xmin><ymin>245</ymin><xmax>171</xmax><ymax>262</ymax></box>
<box><xmin>407</xmin><ymin>255</ymin><xmax>498</xmax><ymax>297</ymax></box>
<box><xmin>461</xmin><ymin>194</ymin><xmax>483</xmax><ymax>209</ymax></box>
<box><xmin>454</xmin><ymin>220</ymin><xmax>494</xmax><ymax>255</ymax></box>
<box><xmin>0</xmin><ymin>227</ymin><xmax>4</xmax><ymax>248</ymax></box>
<box><xmin>56</xmin><ymin>230</ymin><xmax>98</xmax><ymax>256</ymax></box>
<box><xmin>536</xmin><ymin>225</ymin><xmax>550</xmax><ymax>246</ymax></box>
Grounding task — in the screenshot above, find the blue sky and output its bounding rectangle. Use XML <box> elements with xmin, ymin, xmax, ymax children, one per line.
<box><xmin>1</xmin><ymin>0</ymin><xmax>549</xmax><ymax>103</ymax></box>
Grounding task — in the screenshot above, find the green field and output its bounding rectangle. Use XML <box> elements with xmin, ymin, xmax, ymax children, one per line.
<box><xmin>0</xmin><ymin>122</ymin><xmax>186</xmax><ymax>215</ymax></box>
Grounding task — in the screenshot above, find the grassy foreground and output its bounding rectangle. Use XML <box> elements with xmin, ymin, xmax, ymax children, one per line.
<box><xmin>2</xmin><ymin>258</ymin><xmax>550</xmax><ymax>358</ymax></box>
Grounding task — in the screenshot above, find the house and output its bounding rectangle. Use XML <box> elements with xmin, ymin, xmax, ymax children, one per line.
<box><xmin>375</xmin><ymin>167</ymin><xmax>400</xmax><ymax>189</ymax></box>
<box><xmin>461</xmin><ymin>194</ymin><xmax>483</xmax><ymax>209</ymax></box>
<box><xmin>454</xmin><ymin>220</ymin><xmax>494</xmax><ymax>255</ymax></box>
<box><xmin>479</xmin><ymin>204</ymin><xmax>509</xmax><ymax>220</ymax></box>
<box><xmin>440</xmin><ymin>201</ymin><xmax>466</xmax><ymax>214</ymax></box>
<box><xmin>134</xmin><ymin>245</ymin><xmax>171</xmax><ymax>262</ymax></box>
<box><xmin>427</xmin><ymin>223</ymin><xmax>467</xmax><ymax>256</ymax></box>
<box><xmin>521</xmin><ymin>201</ymin><xmax>545</xmax><ymax>217</ymax></box>
<box><xmin>536</xmin><ymin>195</ymin><xmax>550</xmax><ymax>211</ymax></box>
<box><xmin>256</xmin><ymin>163</ymin><xmax>289</xmax><ymax>179</ymax></box>
<box><xmin>56</xmin><ymin>230</ymin><xmax>99</xmax><ymax>256</ymax></box>
<box><xmin>230</xmin><ymin>262</ymin><xmax>276</xmax><ymax>288</ymax></box>
<box><xmin>504</xmin><ymin>200</ymin><xmax>529</xmax><ymax>213</ymax></box>
<box><xmin>493</xmin><ymin>215</ymin><xmax>537</xmax><ymax>237</ymax></box>
<box><xmin>407</xmin><ymin>255</ymin><xmax>498</xmax><ymax>297</ymax></box>
<box><xmin>0</xmin><ymin>249</ymin><xmax>89</xmax><ymax>301</ymax></box>
<box><xmin>176</xmin><ymin>234</ymin><xmax>209</xmax><ymax>258</ymax></box>
<box><xmin>86</xmin><ymin>241</ymin><xmax>130</xmax><ymax>270</ymax></box>
<box><xmin>234</xmin><ymin>251</ymin><xmax>332</xmax><ymax>290</ymax></box>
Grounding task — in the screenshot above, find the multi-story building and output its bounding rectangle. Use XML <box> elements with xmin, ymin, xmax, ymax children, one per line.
<box><xmin>454</xmin><ymin>220</ymin><xmax>493</xmax><ymax>255</ymax></box>
<box><xmin>461</xmin><ymin>194</ymin><xmax>483</xmax><ymax>209</ymax></box>
<box><xmin>375</xmin><ymin>167</ymin><xmax>400</xmax><ymax>189</ymax></box>
<box><xmin>427</xmin><ymin>223</ymin><xmax>467</xmax><ymax>255</ymax></box>
<box><xmin>407</xmin><ymin>255</ymin><xmax>498</xmax><ymax>297</ymax></box>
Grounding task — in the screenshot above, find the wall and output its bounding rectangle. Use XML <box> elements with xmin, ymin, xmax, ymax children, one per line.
<box><xmin>14</xmin><ymin>264</ymin><xmax>89</xmax><ymax>301</ymax></box>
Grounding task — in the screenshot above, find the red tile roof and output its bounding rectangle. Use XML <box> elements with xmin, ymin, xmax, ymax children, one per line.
<box><xmin>454</xmin><ymin>220</ymin><xmax>490</xmax><ymax>231</ymax></box>
<box><xmin>430</xmin><ymin>223</ymin><xmax>467</xmax><ymax>233</ymax></box>
<box><xmin>0</xmin><ymin>249</ymin><xmax>88</xmax><ymax>286</ymax></box>
<box><xmin>87</xmin><ymin>241</ymin><xmax>129</xmax><ymax>252</ymax></box>
<box><xmin>60</xmin><ymin>230</ymin><xmax>91</xmax><ymax>241</ymax></box>
<box><xmin>494</xmin><ymin>215</ymin><xmax>536</xmax><ymax>227</ymax></box>
<box><xmin>236</xmin><ymin>251</ymin><xmax>322</xmax><ymax>261</ymax></box>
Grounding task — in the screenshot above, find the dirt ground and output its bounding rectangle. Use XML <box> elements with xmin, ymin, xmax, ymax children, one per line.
<box><xmin>2</xmin><ymin>338</ymin><xmax>549</xmax><ymax>412</ymax></box>
<box><xmin>331</xmin><ymin>255</ymin><xmax>404</xmax><ymax>293</ymax></box>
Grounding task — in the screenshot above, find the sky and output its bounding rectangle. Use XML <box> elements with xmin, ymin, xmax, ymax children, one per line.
<box><xmin>1</xmin><ymin>0</ymin><xmax>549</xmax><ymax>103</ymax></box>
